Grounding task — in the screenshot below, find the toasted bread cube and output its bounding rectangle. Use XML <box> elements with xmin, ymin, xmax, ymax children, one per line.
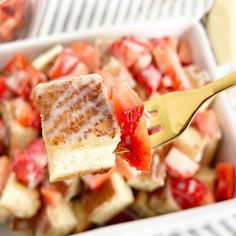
<box><xmin>196</xmin><ymin>166</ymin><xmax>216</xmax><ymax>192</ymax></box>
<box><xmin>0</xmin><ymin>174</ymin><xmax>40</xmax><ymax>218</ymax></box>
<box><xmin>84</xmin><ymin>172</ymin><xmax>134</xmax><ymax>225</ymax></box>
<box><xmin>201</xmin><ymin>130</ymin><xmax>222</xmax><ymax>165</ymax></box>
<box><xmin>35</xmin><ymin>201</ymin><xmax>77</xmax><ymax>236</ymax></box>
<box><xmin>173</xmin><ymin>126</ymin><xmax>208</xmax><ymax>162</ymax></box>
<box><xmin>128</xmin><ymin>153</ymin><xmax>166</xmax><ymax>192</ymax></box>
<box><xmin>11</xmin><ymin>217</ymin><xmax>34</xmax><ymax>236</ymax></box>
<box><xmin>46</xmin><ymin>201</ymin><xmax>77</xmax><ymax>236</ymax></box>
<box><xmin>34</xmin><ymin>74</ymin><xmax>120</xmax><ymax>182</ymax></box>
<box><xmin>32</xmin><ymin>45</ymin><xmax>64</xmax><ymax>72</ymax></box>
<box><xmin>0</xmin><ymin>100</ymin><xmax>37</xmax><ymax>154</ymax></box>
<box><xmin>149</xmin><ymin>178</ymin><xmax>180</xmax><ymax>214</ymax></box>
<box><xmin>165</xmin><ymin>147</ymin><xmax>199</xmax><ymax>178</ymax></box>
<box><xmin>71</xmin><ymin>200</ymin><xmax>92</xmax><ymax>233</ymax></box>
<box><xmin>130</xmin><ymin>191</ymin><xmax>156</xmax><ymax>218</ymax></box>
<box><xmin>63</xmin><ymin>177</ymin><xmax>81</xmax><ymax>200</ymax></box>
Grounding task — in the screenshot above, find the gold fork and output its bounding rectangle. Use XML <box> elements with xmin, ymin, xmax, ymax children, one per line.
<box><xmin>145</xmin><ymin>71</ymin><xmax>236</xmax><ymax>148</ymax></box>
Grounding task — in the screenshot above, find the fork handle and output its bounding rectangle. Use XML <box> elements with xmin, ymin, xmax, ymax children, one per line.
<box><xmin>205</xmin><ymin>71</ymin><xmax>236</xmax><ymax>95</ymax></box>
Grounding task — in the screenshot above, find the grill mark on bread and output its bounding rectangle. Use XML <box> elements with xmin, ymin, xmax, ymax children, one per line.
<box><xmin>50</xmin><ymin>100</ymin><xmax>101</xmax><ymax>144</ymax></box>
<box><xmin>50</xmin><ymin>96</ymin><xmax>117</xmax><ymax>145</ymax></box>
<box><xmin>47</xmin><ymin>83</ymin><xmax>102</xmax><ymax>133</ymax></box>
<box><xmin>35</xmin><ymin>84</ymin><xmax>68</xmax><ymax>121</ymax></box>
<box><xmin>43</xmin><ymin>82</ymin><xmax>93</xmax><ymax>129</ymax></box>
<box><xmin>35</xmin><ymin>76</ymin><xmax>119</xmax><ymax>147</ymax></box>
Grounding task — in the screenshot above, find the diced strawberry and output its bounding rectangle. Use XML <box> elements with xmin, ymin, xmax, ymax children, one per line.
<box><xmin>170</xmin><ymin>176</ymin><xmax>208</xmax><ymax>209</ymax></box>
<box><xmin>0</xmin><ymin>156</ymin><xmax>11</xmax><ymax>194</ymax></box>
<box><xmin>31</xmin><ymin>109</ymin><xmax>42</xmax><ymax>132</ymax></box>
<box><xmin>82</xmin><ymin>169</ymin><xmax>113</xmax><ymax>190</ymax></box>
<box><xmin>27</xmin><ymin>66</ymin><xmax>47</xmax><ymax>100</ymax></box>
<box><xmin>41</xmin><ymin>185</ymin><xmax>62</xmax><ymax>207</ymax></box>
<box><xmin>12</xmin><ymin>153</ymin><xmax>45</xmax><ymax>188</ymax></box>
<box><xmin>0</xmin><ymin>76</ymin><xmax>11</xmax><ymax>100</ymax></box>
<box><xmin>13</xmin><ymin>98</ymin><xmax>34</xmax><ymax>127</ymax></box>
<box><xmin>130</xmin><ymin>53</ymin><xmax>152</xmax><ymax>74</ymax></box>
<box><xmin>12</xmin><ymin>139</ymin><xmax>47</xmax><ymax>187</ymax></box>
<box><xmin>5</xmin><ymin>54</ymin><xmax>46</xmax><ymax>100</ymax></box>
<box><xmin>49</xmin><ymin>47</ymin><xmax>79</xmax><ymax>79</ymax></box>
<box><xmin>193</xmin><ymin>109</ymin><xmax>219</xmax><ymax>138</ymax></box>
<box><xmin>27</xmin><ymin>139</ymin><xmax>47</xmax><ymax>168</ymax></box>
<box><xmin>4</xmin><ymin>54</ymin><xmax>29</xmax><ymax>74</ymax></box>
<box><xmin>153</xmin><ymin>40</ymin><xmax>192</xmax><ymax>90</ymax></box>
<box><xmin>123</xmin><ymin>117</ymin><xmax>152</xmax><ymax>172</ymax></box>
<box><xmin>135</xmin><ymin>64</ymin><xmax>161</xmax><ymax>95</ymax></box>
<box><xmin>70</xmin><ymin>42</ymin><xmax>101</xmax><ymax>72</ymax></box>
<box><xmin>165</xmin><ymin>148</ymin><xmax>199</xmax><ymax>178</ymax></box>
<box><xmin>152</xmin><ymin>37</ymin><xmax>179</xmax><ymax>52</ymax></box>
<box><xmin>178</xmin><ymin>40</ymin><xmax>193</xmax><ymax>66</ymax></box>
<box><xmin>111</xmin><ymin>37</ymin><xmax>151</xmax><ymax>68</ymax></box>
<box><xmin>215</xmin><ymin>163</ymin><xmax>235</xmax><ymax>201</ymax></box>
<box><xmin>111</xmin><ymin>79</ymin><xmax>144</xmax><ymax>137</ymax></box>
<box><xmin>157</xmin><ymin>75</ymin><xmax>175</xmax><ymax>94</ymax></box>
<box><xmin>71</xmin><ymin>61</ymin><xmax>89</xmax><ymax>76</ymax></box>
<box><xmin>13</xmin><ymin>98</ymin><xmax>42</xmax><ymax>130</ymax></box>
<box><xmin>115</xmin><ymin>156</ymin><xmax>140</xmax><ymax>180</ymax></box>
<box><xmin>98</xmin><ymin>70</ymin><xmax>118</xmax><ymax>99</ymax></box>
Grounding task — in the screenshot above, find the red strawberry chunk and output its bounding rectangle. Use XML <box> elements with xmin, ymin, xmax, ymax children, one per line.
<box><xmin>27</xmin><ymin>66</ymin><xmax>47</xmax><ymax>100</ymax></box>
<box><xmin>41</xmin><ymin>185</ymin><xmax>62</xmax><ymax>207</ymax></box>
<box><xmin>70</xmin><ymin>42</ymin><xmax>101</xmax><ymax>72</ymax></box>
<box><xmin>153</xmin><ymin>40</ymin><xmax>192</xmax><ymax>90</ymax></box>
<box><xmin>131</xmin><ymin>53</ymin><xmax>152</xmax><ymax>74</ymax></box>
<box><xmin>4</xmin><ymin>54</ymin><xmax>29</xmax><ymax>74</ymax></box>
<box><xmin>13</xmin><ymin>153</ymin><xmax>45</xmax><ymax>188</ymax></box>
<box><xmin>13</xmin><ymin>98</ymin><xmax>34</xmax><ymax>127</ymax></box>
<box><xmin>30</xmin><ymin>109</ymin><xmax>42</xmax><ymax>131</ymax></box>
<box><xmin>4</xmin><ymin>54</ymin><xmax>46</xmax><ymax>100</ymax></box>
<box><xmin>193</xmin><ymin>109</ymin><xmax>219</xmax><ymax>138</ymax></box>
<box><xmin>111</xmin><ymin>37</ymin><xmax>151</xmax><ymax>68</ymax></box>
<box><xmin>215</xmin><ymin>163</ymin><xmax>235</xmax><ymax>201</ymax></box>
<box><xmin>152</xmin><ymin>37</ymin><xmax>179</xmax><ymax>52</ymax></box>
<box><xmin>135</xmin><ymin>64</ymin><xmax>161</xmax><ymax>95</ymax></box>
<box><xmin>0</xmin><ymin>156</ymin><xmax>11</xmax><ymax>193</ymax></box>
<box><xmin>165</xmin><ymin>148</ymin><xmax>199</xmax><ymax>178</ymax></box>
<box><xmin>171</xmin><ymin>176</ymin><xmax>208</xmax><ymax>209</ymax></box>
<box><xmin>27</xmin><ymin>139</ymin><xmax>47</xmax><ymax>168</ymax></box>
<box><xmin>12</xmin><ymin>139</ymin><xmax>47</xmax><ymax>188</ymax></box>
<box><xmin>0</xmin><ymin>76</ymin><xmax>11</xmax><ymax>100</ymax></box>
<box><xmin>49</xmin><ymin>47</ymin><xmax>79</xmax><ymax>79</ymax></box>
<box><xmin>12</xmin><ymin>98</ymin><xmax>41</xmax><ymax>130</ymax></box>
<box><xmin>82</xmin><ymin>168</ymin><xmax>113</xmax><ymax>190</ymax></box>
<box><xmin>111</xmin><ymin>79</ymin><xmax>144</xmax><ymax>137</ymax></box>
<box><xmin>123</xmin><ymin>117</ymin><xmax>152</xmax><ymax>172</ymax></box>
<box><xmin>178</xmin><ymin>40</ymin><xmax>193</xmax><ymax>66</ymax></box>
<box><xmin>115</xmin><ymin>156</ymin><xmax>140</xmax><ymax>180</ymax></box>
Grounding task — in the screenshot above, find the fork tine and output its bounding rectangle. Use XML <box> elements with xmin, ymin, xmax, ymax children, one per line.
<box><xmin>148</xmin><ymin>115</ymin><xmax>161</xmax><ymax>129</ymax></box>
<box><xmin>144</xmin><ymin>100</ymin><xmax>158</xmax><ymax>112</ymax></box>
<box><xmin>150</xmin><ymin>130</ymin><xmax>171</xmax><ymax>148</ymax></box>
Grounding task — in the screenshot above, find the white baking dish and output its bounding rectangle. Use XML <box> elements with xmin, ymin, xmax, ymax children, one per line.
<box><xmin>0</xmin><ymin>19</ymin><xmax>236</xmax><ymax>236</ymax></box>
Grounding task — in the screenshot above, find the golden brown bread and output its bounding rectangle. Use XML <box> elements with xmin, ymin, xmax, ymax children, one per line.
<box><xmin>34</xmin><ymin>74</ymin><xmax>120</xmax><ymax>182</ymax></box>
